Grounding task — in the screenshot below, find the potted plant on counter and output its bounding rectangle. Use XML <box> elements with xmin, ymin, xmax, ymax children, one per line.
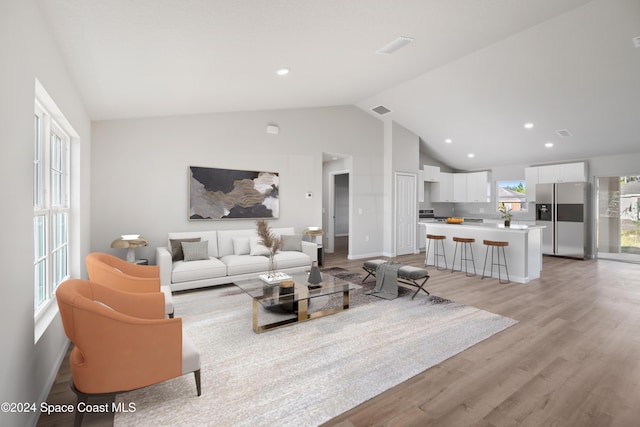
<box><xmin>499</xmin><ymin>204</ymin><xmax>513</xmax><ymax>227</ymax></box>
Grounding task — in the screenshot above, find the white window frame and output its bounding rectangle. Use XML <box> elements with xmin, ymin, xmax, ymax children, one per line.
<box><xmin>34</xmin><ymin>79</ymin><xmax>78</xmax><ymax>343</ymax></box>
<box><xmin>34</xmin><ymin>102</ymin><xmax>71</xmax><ymax>316</ymax></box>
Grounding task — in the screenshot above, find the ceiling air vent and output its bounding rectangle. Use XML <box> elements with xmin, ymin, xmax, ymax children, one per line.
<box><xmin>371</xmin><ymin>105</ymin><xmax>392</xmax><ymax>116</ymax></box>
<box><xmin>556</xmin><ymin>129</ymin><xmax>573</xmax><ymax>138</ymax></box>
<box><xmin>376</xmin><ymin>36</ymin><xmax>414</xmax><ymax>54</ymax></box>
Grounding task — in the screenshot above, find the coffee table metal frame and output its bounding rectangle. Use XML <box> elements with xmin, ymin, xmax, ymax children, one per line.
<box><xmin>235</xmin><ymin>272</ymin><xmax>351</xmax><ymax>333</ymax></box>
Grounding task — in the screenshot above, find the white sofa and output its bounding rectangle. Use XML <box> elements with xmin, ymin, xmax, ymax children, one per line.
<box><xmin>157</xmin><ymin>227</ymin><xmax>317</xmax><ymax>292</ymax></box>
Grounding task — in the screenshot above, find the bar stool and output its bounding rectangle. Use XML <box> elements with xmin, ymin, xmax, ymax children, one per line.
<box><xmin>425</xmin><ymin>234</ymin><xmax>447</xmax><ymax>270</ymax></box>
<box><xmin>451</xmin><ymin>237</ymin><xmax>476</xmax><ymax>277</ymax></box>
<box><xmin>482</xmin><ymin>240</ymin><xmax>510</xmax><ymax>284</ymax></box>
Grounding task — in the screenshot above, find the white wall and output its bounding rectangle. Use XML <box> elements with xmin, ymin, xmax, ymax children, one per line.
<box><xmin>0</xmin><ymin>1</ymin><xmax>91</xmax><ymax>426</ymax></box>
<box><xmin>91</xmin><ymin>106</ymin><xmax>384</xmax><ymax>262</ymax></box>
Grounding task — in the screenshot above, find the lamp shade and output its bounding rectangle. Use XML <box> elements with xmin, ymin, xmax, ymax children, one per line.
<box><xmin>111</xmin><ymin>235</ymin><xmax>148</xmax><ymax>262</ymax></box>
<box><xmin>303</xmin><ymin>227</ymin><xmax>323</xmax><ymax>236</ymax></box>
<box><xmin>111</xmin><ymin>235</ymin><xmax>148</xmax><ymax>249</ymax></box>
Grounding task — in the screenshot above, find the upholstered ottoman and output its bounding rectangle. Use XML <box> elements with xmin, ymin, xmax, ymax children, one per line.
<box><xmin>362</xmin><ymin>259</ymin><xmax>430</xmax><ymax>300</ymax></box>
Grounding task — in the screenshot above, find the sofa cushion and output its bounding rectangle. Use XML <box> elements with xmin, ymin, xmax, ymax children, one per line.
<box><xmin>281</xmin><ymin>234</ymin><xmax>302</xmax><ymax>252</ymax></box>
<box><xmin>220</xmin><ymin>255</ymin><xmax>270</xmax><ymax>276</ymax></box>
<box><xmin>217</xmin><ymin>227</ymin><xmax>296</xmax><ymax>258</ymax></box>
<box><xmin>232</xmin><ymin>237</ymin><xmax>250</xmax><ymax>255</ymax></box>
<box><xmin>170</xmin><ymin>237</ymin><xmax>200</xmax><ymax>261</ymax></box>
<box><xmin>182</xmin><ymin>240</ymin><xmax>209</xmax><ymax>262</ymax></box>
<box><xmin>172</xmin><ymin>258</ymin><xmax>227</xmax><ymax>283</ymax></box>
<box><xmin>273</xmin><ymin>251</ymin><xmax>311</xmax><ymax>270</ymax></box>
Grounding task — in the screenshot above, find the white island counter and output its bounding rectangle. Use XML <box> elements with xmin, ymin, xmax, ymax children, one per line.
<box><xmin>419</xmin><ymin>222</ymin><xmax>544</xmax><ymax>283</ymax></box>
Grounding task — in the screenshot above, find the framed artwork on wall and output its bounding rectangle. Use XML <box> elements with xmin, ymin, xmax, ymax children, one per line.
<box><xmin>189</xmin><ymin>166</ymin><xmax>280</xmax><ymax>220</ymax></box>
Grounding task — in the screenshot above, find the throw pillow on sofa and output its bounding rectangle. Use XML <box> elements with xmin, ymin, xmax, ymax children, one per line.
<box><xmin>249</xmin><ymin>237</ymin><xmax>271</xmax><ymax>256</ymax></box>
<box><xmin>181</xmin><ymin>240</ymin><xmax>209</xmax><ymax>262</ymax></box>
<box><xmin>170</xmin><ymin>237</ymin><xmax>201</xmax><ymax>261</ymax></box>
<box><xmin>281</xmin><ymin>234</ymin><xmax>302</xmax><ymax>252</ymax></box>
<box><xmin>232</xmin><ymin>237</ymin><xmax>251</xmax><ymax>255</ymax></box>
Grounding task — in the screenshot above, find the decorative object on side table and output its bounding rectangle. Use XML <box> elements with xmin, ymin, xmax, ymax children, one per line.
<box><xmin>256</xmin><ymin>219</ymin><xmax>289</xmax><ymax>284</ymax></box>
<box><xmin>111</xmin><ymin>234</ymin><xmax>148</xmax><ymax>263</ymax></box>
<box><xmin>303</xmin><ymin>227</ymin><xmax>324</xmax><ymax>266</ymax></box>
<box><xmin>499</xmin><ymin>205</ymin><xmax>513</xmax><ymax>227</ymax></box>
<box><xmin>307</xmin><ymin>261</ymin><xmax>322</xmax><ymax>288</ymax></box>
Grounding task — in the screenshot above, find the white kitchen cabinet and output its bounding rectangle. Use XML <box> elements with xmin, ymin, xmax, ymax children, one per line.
<box><xmin>453</xmin><ymin>173</ymin><xmax>468</xmax><ymax>202</ymax></box>
<box><xmin>537</xmin><ymin>162</ymin><xmax>586</xmax><ymax>184</ymax></box>
<box><xmin>537</xmin><ymin>165</ymin><xmax>559</xmax><ymax>184</ymax></box>
<box><xmin>432</xmin><ymin>172</ymin><xmax>453</xmax><ymax>202</ymax></box>
<box><xmin>559</xmin><ymin>162</ymin><xmax>587</xmax><ymax>182</ymax></box>
<box><xmin>423</xmin><ymin>165</ymin><xmax>440</xmax><ymax>182</ymax></box>
<box><xmin>467</xmin><ymin>171</ymin><xmax>491</xmax><ymax>203</ymax></box>
<box><xmin>525</xmin><ymin>167</ymin><xmax>539</xmax><ymax>203</ymax></box>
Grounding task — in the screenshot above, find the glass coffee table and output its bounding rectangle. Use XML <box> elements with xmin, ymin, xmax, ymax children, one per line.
<box><xmin>234</xmin><ymin>271</ymin><xmax>354</xmax><ymax>333</ymax></box>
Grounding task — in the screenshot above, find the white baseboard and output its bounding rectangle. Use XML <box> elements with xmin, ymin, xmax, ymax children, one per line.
<box><xmin>347</xmin><ymin>252</ymin><xmax>384</xmax><ymax>260</ymax></box>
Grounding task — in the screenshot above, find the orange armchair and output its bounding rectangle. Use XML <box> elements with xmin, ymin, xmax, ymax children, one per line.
<box><xmin>56</xmin><ymin>279</ymin><xmax>200</xmax><ymax>426</ymax></box>
<box><xmin>86</xmin><ymin>252</ymin><xmax>175</xmax><ymax>317</ymax></box>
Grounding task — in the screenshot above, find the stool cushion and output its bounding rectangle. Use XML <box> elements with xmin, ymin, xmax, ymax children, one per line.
<box><xmin>453</xmin><ymin>237</ymin><xmax>475</xmax><ymax>243</ymax></box>
<box><xmin>426</xmin><ymin>234</ymin><xmax>446</xmax><ymax>240</ymax></box>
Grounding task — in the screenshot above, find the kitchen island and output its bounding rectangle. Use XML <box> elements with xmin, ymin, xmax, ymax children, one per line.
<box><xmin>420</xmin><ymin>222</ymin><xmax>544</xmax><ymax>283</ymax></box>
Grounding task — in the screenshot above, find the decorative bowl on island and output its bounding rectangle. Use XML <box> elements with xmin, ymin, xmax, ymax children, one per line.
<box><xmin>446</xmin><ymin>217</ymin><xmax>464</xmax><ymax>224</ymax></box>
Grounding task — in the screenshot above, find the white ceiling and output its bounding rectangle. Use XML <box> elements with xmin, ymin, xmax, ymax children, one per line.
<box><xmin>37</xmin><ymin>0</ymin><xmax>640</xmax><ymax>170</ymax></box>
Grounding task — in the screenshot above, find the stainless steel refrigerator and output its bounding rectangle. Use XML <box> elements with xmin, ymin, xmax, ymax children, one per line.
<box><xmin>536</xmin><ymin>182</ymin><xmax>588</xmax><ymax>259</ymax></box>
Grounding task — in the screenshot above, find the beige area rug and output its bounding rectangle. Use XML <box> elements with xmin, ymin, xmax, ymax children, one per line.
<box><xmin>114</xmin><ymin>277</ymin><xmax>517</xmax><ymax>427</ymax></box>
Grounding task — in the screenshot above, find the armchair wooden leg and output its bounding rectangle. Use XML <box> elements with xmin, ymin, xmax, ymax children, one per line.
<box><xmin>70</xmin><ymin>378</ymin><xmax>118</xmax><ymax>427</ymax></box>
<box><xmin>194</xmin><ymin>369</ymin><xmax>201</xmax><ymax>396</ymax></box>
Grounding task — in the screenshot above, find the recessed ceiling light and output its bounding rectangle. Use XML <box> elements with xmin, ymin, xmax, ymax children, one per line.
<box><xmin>468</xmin><ymin>153</ymin><xmax>475</xmax><ymax>158</ymax></box>
<box><xmin>545</xmin><ymin>142</ymin><xmax>554</xmax><ymax>148</ymax></box>
<box><xmin>524</xmin><ymin>123</ymin><xmax>534</xmax><ymax>129</ymax></box>
<box><xmin>275</xmin><ymin>68</ymin><xmax>290</xmax><ymax>76</ymax></box>
<box><xmin>445</xmin><ymin>138</ymin><xmax>452</xmax><ymax>143</ymax></box>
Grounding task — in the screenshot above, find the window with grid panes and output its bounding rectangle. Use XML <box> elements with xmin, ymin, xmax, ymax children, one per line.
<box><xmin>34</xmin><ymin>101</ymin><xmax>70</xmax><ymax>315</ymax></box>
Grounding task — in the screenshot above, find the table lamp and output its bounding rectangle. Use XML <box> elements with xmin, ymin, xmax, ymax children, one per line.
<box><xmin>111</xmin><ymin>234</ymin><xmax>148</xmax><ymax>263</ymax></box>
<box><xmin>303</xmin><ymin>227</ymin><xmax>323</xmax><ymax>242</ymax></box>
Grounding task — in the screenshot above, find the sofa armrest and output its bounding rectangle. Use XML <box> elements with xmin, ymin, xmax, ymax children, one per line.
<box><xmin>156</xmin><ymin>247</ymin><xmax>173</xmax><ymax>286</ymax></box>
<box><xmin>301</xmin><ymin>241</ymin><xmax>318</xmax><ymax>263</ymax></box>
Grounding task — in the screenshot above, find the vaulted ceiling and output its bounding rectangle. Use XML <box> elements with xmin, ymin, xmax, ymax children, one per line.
<box><xmin>38</xmin><ymin>0</ymin><xmax>640</xmax><ymax>170</ymax></box>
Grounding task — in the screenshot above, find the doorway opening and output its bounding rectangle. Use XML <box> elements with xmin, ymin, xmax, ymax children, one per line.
<box><xmin>596</xmin><ymin>175</ymin><xmax>640</xmax><ymax>263</ymax></box>
<box><xmin>322</xmin><ymin>153</ymin><xmax>352</xmax><ymax>257</ymax></box>
<box><xmin>332</xmin><ymin>173</ymin><xmax>350</xmax><ymax>256</ymax></box>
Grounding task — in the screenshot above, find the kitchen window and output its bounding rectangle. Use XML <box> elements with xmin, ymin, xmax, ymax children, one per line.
<box><xmin>497</xmin><ymin>180</ymin><xmax>527</xmax><ymax>213</ymax></box>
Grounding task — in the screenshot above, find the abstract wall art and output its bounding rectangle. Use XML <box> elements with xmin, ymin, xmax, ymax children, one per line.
<box><xmin>189</xmin><ymin>166</ymin><xmax>280</xmax><ymax>220</ymax></box>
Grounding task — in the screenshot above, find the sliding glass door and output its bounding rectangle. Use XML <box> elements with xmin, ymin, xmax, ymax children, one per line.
<box><xmin>596</xmin><ymin>176</ymin><xmax>640</xmax><ymax>263</ymax></box>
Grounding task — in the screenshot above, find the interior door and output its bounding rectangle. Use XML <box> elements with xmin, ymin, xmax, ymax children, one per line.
<box><xmin>395</xmin><ymin>173</ymin><xmax>417</xmax><ymax>256</ymax></box>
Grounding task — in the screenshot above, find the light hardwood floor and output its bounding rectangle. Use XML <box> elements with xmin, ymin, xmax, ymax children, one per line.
<box><xmin>38</xmin><ymin>239</ymin><xmax>640</xmax><ymax>426</ymax></box>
